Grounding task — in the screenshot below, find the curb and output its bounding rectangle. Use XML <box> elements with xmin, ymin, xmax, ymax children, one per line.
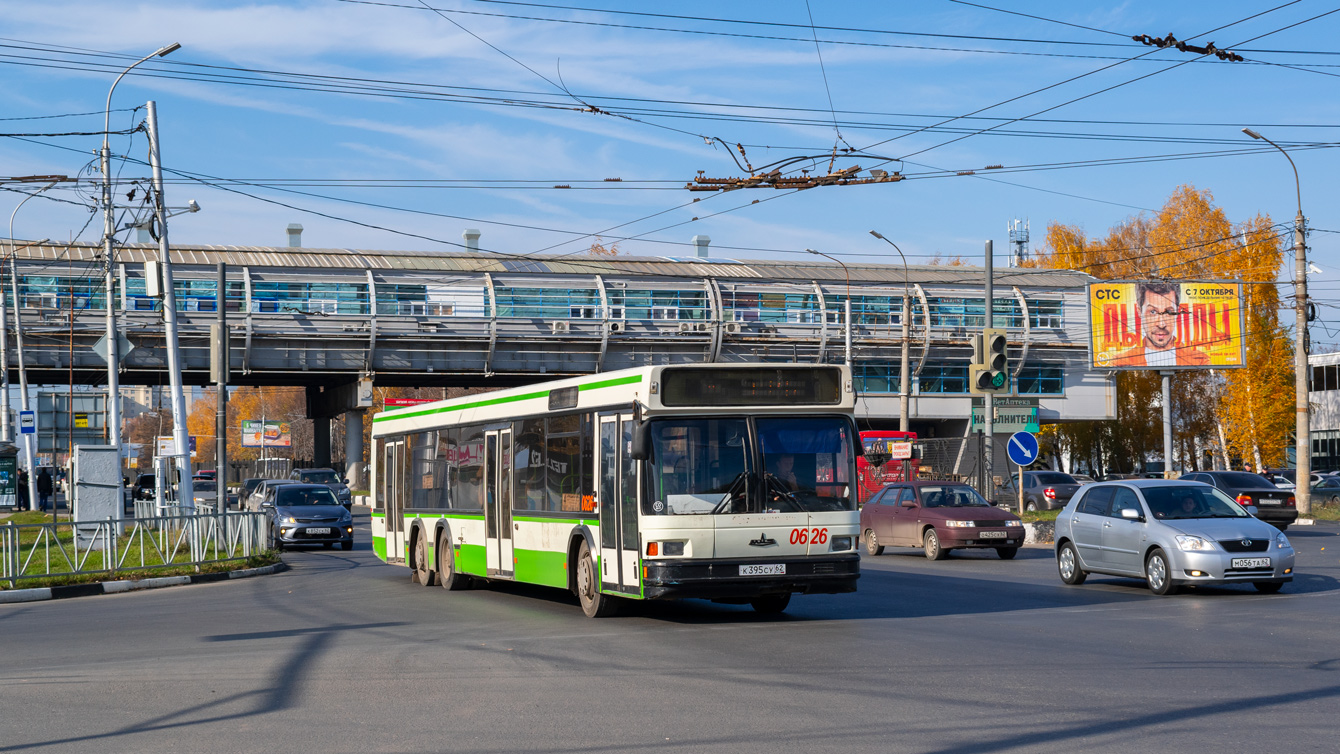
<box><xmin>0</xmin><ymin>562</ymin><xmax>286</xmax><ymax>605</ymax></box>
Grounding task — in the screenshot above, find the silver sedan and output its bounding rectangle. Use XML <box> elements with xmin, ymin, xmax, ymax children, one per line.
<box><xmin>1054</xmin><ymin>479</ymin><xmax>1295</xmax><ymax>595</ymax></box>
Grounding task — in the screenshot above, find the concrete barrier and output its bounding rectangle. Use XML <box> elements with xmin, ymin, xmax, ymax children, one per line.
<box><xmin>1023</xmin><ymin>521</ymin><xmax>1055</xmax><ymax>545</ymax></box>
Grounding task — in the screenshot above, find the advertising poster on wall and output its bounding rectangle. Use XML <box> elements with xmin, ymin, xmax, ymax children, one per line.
<box><xmin>1088</xmin><ymin>280</ymin><xmax>1246</xmax><ymax>371</ymax></box>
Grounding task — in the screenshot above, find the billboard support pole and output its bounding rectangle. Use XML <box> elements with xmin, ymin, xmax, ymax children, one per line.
<box><xmin>1162</xmin><ymin>371</ymin><xmax>1174</xmax><ymax>479</ymax></box>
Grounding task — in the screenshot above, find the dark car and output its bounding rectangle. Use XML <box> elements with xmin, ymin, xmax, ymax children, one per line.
<box><xmin>1180</xmin><ymin>471</ymin><xmax>1298</xmax><ymax>530</ymax></box>
<box><xmin>861</xmin><ymin>480</ymin><xmax>1025</xmax><ymax>560</ymax></box>
<box><xmin>289</xmin><ymin>468</ymin><xmax>353</xmax><ymax>510</ymax></box>
<box><xmin>132</xmin><ymin>473</ymin><xmax>156</xmax><ymax>501</ymax></box>
<box><xmin>262</xmin><ymin>484</ymin><xmax>353</xmax><ymax>551</ymax></box>
<box><xmin>996</xmin><ymin>470</ymin><xmax>1082</xmax><ymax>511</ymax></box>
<box><xmin>242</xmin><ymin>477</ymin><xmax>266</xmax><ymax>501</ymax></box>
<box><xmin>1309</xmin><ymin>475</ymin><xmax>1340</xmax><ymax>505</ymax></box>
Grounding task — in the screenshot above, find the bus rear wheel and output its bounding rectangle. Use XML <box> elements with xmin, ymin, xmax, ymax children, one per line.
<box><xmin>750</xmin><ymin>593</ymin><xmax>791</xmax><ymax>614</ymax></box>
<box><xmin>437</xmin><ymin>530</ymin><xmax>470</xmax><ymax>591</ymax></box>
<box><xmin>576</xmin><ymin>541</ymin><xmax>617</xmax><ymax>618</ymax></box>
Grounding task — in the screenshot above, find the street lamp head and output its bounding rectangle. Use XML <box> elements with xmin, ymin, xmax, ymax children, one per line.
<box><xmin>187</xmin><ymin>199</ymin><xmax>200</xmax><ymax>213</ymax></box>
<box><xmin>868</xmin><ymin>230</ymin><xmax>885</xmax><ymax>240</ymax></box>
<box><xmin>1242</xmin><ymin>128</ymin><xmax>1262</xmax><ymax>140</ymax></box>
<box><xmin>805</xmin><ymin>248</ymin><xmax>819</xmax><ymax>255</ymax></box>
<box><xmin>156</xmin><ymin>43</ymin><xmax>182</xmax><ymax>57</ymax></box>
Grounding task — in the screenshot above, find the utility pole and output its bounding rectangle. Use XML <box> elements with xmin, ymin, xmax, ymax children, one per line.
<box><xmin>1243</xmin><ymin>128</ymin><xmax>1310</xmax><ymax>515</ymax></box>
<box><xmin>983</xmin><ymin>240</ymin><xmax>994</xmax><ymax>496</ymax></box>
<box><xmin>144</xmin><ymin>100</ymin><xmax>193</xmax><ymax>509</ymax></box>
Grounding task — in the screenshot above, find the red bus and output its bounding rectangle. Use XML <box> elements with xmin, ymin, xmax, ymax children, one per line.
<box><xmin>857</xmin><ymin>431</ymin><xmax>919</xmax><ymax>504</ymax></box>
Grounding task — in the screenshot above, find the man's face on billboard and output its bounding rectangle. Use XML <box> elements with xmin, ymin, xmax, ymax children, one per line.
<box><xmin>1141</xmin><ymin>289</ymin><xmax>1178</xmax><ymax>350</ymax></box>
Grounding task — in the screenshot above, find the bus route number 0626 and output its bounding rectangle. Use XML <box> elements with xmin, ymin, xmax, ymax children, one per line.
<box><xmin>789</xmin><ymin>527</ymin><xmax>828</xmax><ymax>545</ymax></box>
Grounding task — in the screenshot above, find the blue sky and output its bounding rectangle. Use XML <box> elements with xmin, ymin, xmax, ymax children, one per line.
<box><xmin>3</xmin><ymin>1</ymin><xmax>1340</xmax><ymax>340</ymax></box>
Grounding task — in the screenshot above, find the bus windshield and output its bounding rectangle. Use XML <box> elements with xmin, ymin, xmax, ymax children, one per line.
<box><xmin>646</xmin><ymin>416</ymin><xmax>854</xmax><ymax>515</ymax></box>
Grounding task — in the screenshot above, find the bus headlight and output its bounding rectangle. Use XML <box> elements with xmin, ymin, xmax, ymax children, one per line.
<box><xmin>830</xmin><ymin>536</ymin><xmax>853</xmax><ymax>551</ymax></box>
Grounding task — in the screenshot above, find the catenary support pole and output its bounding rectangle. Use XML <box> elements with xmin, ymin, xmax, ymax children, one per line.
<box><xmin>144</xmin><ymin>101</ymin><xmax>192</xmax><ymax>509</ymax></box>
<box><xmin>984</xmin><ymin>240</ymin><xmax>994</xmax><ymax>498</ymax></box>
<box><xmin>216</xmin><ymin>262</ymin><xmax>227</xmax><ymax>511</ymax></box>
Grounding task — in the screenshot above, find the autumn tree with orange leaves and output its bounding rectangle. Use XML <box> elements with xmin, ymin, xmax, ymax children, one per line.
<box><xmin>1032</xmin><ymin>185</ymin><xmax>1292</xmax><ymax>473</ymax></box>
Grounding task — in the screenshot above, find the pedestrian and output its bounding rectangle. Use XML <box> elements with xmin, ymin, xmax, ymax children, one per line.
<box><xmin>17</xmin><ymin>469</ymin><xmax>29</xmax><ymax>511</ymax></box>
<box><xmin>1243</xmin><ymin>463</ymin><xmax>1253</xmax><ymax>473</ymax></box>
<box><xmin>36</xmin><ymin>468</ymin><xmax>53</xmax><ymax>512</ymax></box>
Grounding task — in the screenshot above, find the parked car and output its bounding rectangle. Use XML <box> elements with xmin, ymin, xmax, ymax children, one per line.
<box><xmin>1100</xmin><ymin>473</ymin><xmax>1139</xmax><ymax>482</ymax></box>
<box><xmin>289</xmin><ymin>468</ymin><xmax>353</xmax><ymax>510</ymax></box>
<box><xmin>246</xmin><ymin>479</ymin><xmax>295</xmax><ymax>511</ymax></box>
<box><xmin>861</xmin><ymin>481</ymin><xmax>1024</xmax><ymax>560</ymax></box>
<box><xmin>262</xmin><ymin>484</ymin><xmax>354</xmax><ymax>551</ymax></box>
<box><xmin>1310</xmin><ymin>475</ymin><xmax>1340</xmax><ymax>505</ymax></box>
<box><xmin>1054</xmin><ymin>479</ymin><xmax>1295</xmax><ymax>595</ymax></box>
<box><xmin>241</xmin><ymin>477</ymin><xmax>266</xmax><ymax>502</ymax></box>
<box><xmin>1179</xmin><ymin>471</ymin><xmax>1298</xmax><ymax>530</ymax></box>
<box><xmin>995</xmin><ymin>470</ymin><xmax>1082</xmax><ymax>511</ymax></box>
<box><xmin>1070</xmin><ymin>474</ymin><xmax>1097</xmax><ymax>486</ymax></box>
<box><xmin>196</xmin><ymin>469</ymin><xmax>217</xmax><ymax>481</ymax></box>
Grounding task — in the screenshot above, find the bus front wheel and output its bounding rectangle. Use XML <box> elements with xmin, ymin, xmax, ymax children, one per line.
<box><xmin>413</xmin><ymin>528</ymin><xmax>434</xmax><ymax>586</ymax></box>
<box><xmin>576</xmin><ymin>541</ymin><xmax>617</xmax><ymax>618</ymax></box>
<box><xmin>750</xmin><ymin>593</ymin><xmax>791</xmax><ymax>615</ymax></box>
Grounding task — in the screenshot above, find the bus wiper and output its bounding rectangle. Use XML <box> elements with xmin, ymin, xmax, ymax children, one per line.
<box><xmin>711</xmin><ymin>471</ymin><xmax>750</xmax><ymax>515</ymax></box>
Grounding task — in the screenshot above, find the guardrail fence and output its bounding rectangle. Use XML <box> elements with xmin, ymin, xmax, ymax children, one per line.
<box><xmin>2</xmin><ymin>510</ymin><xmax>272</xmax><ymax>588</ymax></box>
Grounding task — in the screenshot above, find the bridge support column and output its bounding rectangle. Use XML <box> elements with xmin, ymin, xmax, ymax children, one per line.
<box><xmin>344</xmin><ymin>409</ymin><xmax>365</xmax><ymax>489</ymax></box>
<box><xmin>313</xmin><ymin>417</ymin><xmax>331</xmax><ymax>469</ymax></box>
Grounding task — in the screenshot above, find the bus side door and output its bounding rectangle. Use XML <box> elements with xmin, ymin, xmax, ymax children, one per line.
<box><xmin>484</xmin><ymin>428</ymin><xmax>514</xmax><ymax>578</ymax></box>
<box><xmin>598</xmin><ymin>413</ymin><xmax>640</xmax><ymax>595</ymax></box>
<box><xmin>383</xmin><ymin>438</ymin><xmax>406</xmax><ymax>563</ymax></box>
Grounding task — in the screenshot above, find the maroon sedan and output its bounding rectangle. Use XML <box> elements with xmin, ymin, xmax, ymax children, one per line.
<box><xmin>861</xmin><ymin>480</ymin><xmax>1025</xmax><ymax>560</ymax></box>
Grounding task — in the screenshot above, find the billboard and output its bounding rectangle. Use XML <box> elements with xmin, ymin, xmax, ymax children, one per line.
<box><xmin>1088</xmin><ymin>281</ymin><xmax>1245</xmax><ymax>371</ymax></box>
<box><xmin>241</xmin><ymin>420</ymin><xmax>292</xmax><ymax>448</ymax></box>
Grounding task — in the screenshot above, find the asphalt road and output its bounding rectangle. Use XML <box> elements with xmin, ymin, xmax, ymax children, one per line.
<box><xmin>2</xmin><ymin>514</ymin><xmax>1339</xmax><ymax>754</ymax></box>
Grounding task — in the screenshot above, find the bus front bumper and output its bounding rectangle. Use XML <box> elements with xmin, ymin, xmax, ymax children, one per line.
<box><xmin>641</xmin><ymin>554</ymin><xmax>860</xmax><ymax>600</ymax></box>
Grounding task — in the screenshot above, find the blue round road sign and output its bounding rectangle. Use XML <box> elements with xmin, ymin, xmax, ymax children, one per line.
<box><xmin>1006</xmin><ymin>431</ymin><xmax>1040</xmax><ymax>466</ymax></box>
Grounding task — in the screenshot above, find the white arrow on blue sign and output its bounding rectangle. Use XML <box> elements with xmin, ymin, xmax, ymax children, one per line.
<box><xmin>1006</xmin><ymin>431</ymin><xmax>1039</xmax><ymax>466</ymax></box>
<box><xmin>18</xmin><ymin>410</ymin><xmax>35</xmax><ymax>435</ymax></box>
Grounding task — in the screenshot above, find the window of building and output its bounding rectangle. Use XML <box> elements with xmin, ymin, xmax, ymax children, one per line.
<box><xmin>1017</xmin><ymin>365</ymin><xmax>1064</xmax><ymax>395</ymax></box>
<box><xmin>918</xmin><ymin>365</ymin><xmax>968</xmax><ymax>394</ymax></box>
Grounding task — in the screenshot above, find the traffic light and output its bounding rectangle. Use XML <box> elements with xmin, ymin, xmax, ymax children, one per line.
<box><xmin>970</xmin><ymin>329</ymin><xmax>1009</xmax><ymax>393</ymax></box>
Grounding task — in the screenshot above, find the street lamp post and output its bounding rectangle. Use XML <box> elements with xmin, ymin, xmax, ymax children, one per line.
<box><xmin>869</xmin><ymin>231</ymin><xmax>914</xmax><ymax>434</ymax></box>
<box><xmin>8</xmin><ymin>177</ymin><xmax>65</xmax><ymax>514</ymax></box>
<box><xmin>101</xmin><ymin>42</ymin><xmax>180</xmax><ymax>479</ymax></box>
<box><xmin>1242</xmin><ymin>128</ymin><xmax>1310</xmax><ymax>516</ymax></box>
<box><xmin>807</xmin><ymin>248</ymin><xmax>852</xmax><ymax>367</ymax></box>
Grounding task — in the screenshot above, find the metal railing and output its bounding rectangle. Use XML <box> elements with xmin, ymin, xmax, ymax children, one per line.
<box><xmin>2</xmin><ymin>510</ymin><xmax>272</xmax><ymax>588</ymax></box>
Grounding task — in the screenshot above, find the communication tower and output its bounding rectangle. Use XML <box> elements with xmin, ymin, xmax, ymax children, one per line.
<box><xmin>1008</xmin><ymin>218</ymin><xmax>1030</xmax><ymax>267</ymax></box>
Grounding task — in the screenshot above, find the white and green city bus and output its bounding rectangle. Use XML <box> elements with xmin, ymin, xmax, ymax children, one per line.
<box><xmin>369</xmin><ymin>363</ymin><xmax>861</xmax><ymax>616</ymax></box>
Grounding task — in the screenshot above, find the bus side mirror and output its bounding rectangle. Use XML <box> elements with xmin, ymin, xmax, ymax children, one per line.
<box><xmin>631</xmin><ymin>421</ymin><xmax>651</xmax><ymax>460</ymax></box>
